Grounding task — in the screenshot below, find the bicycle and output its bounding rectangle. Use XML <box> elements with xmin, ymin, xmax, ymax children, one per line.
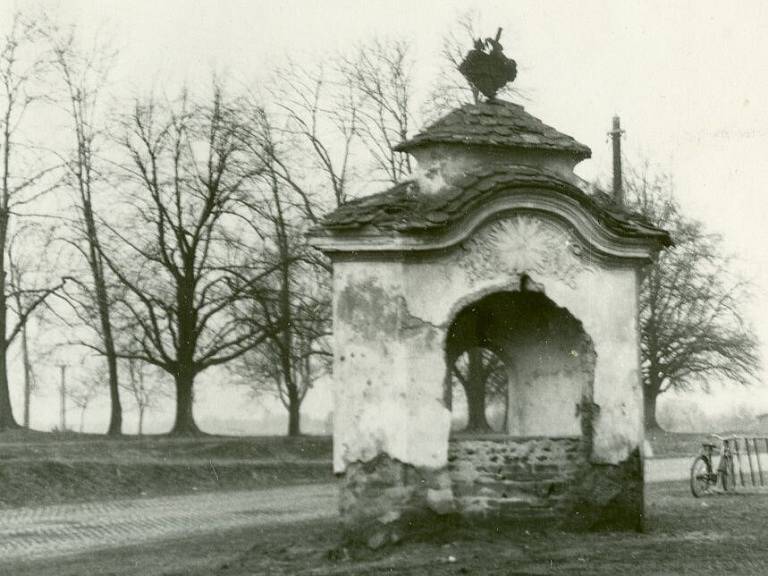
<box><xmin>690</xmin><ymin>434</ymin><xmax>736</xmax><ymax>497</ymax></box>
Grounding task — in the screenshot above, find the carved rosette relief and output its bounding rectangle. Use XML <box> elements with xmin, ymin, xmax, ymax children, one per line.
<box><xmin>458</xmin><ymin>215</ymin><xmax>592</xmax><ymax>287</ymax></box>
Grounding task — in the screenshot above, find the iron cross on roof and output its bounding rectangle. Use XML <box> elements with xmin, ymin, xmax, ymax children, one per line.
<box><xmin>458</xmin><ymin>27</ymin><xmax>518</xmax><ymax>101</ymax></box>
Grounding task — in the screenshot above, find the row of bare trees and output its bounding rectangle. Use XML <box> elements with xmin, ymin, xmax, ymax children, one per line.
<box><xmin>0</xmin><ymin>10</ymin><xmax>450</xmax><ymax>436</ymax></box>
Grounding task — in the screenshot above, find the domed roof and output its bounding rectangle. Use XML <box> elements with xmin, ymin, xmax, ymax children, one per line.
<box><xmin>394</xmin><ymin>99</ymin><xmax>591</xmax><ymax>160</ymax></box>
<box><xmin>317</xmin><ymin>165</ymin><xmax>669</xmax><ymax>245</ymax></box>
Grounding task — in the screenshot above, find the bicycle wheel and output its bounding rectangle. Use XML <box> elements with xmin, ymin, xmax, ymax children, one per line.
<box><xmin>721</xmin><ymin>455</ymin><xmax>736</xmax><ymax>492</ymax></box>
<box><xmin>690</xmin><ymin>455</ymin><xmax>713</xmax><ymax>497</ymax></box>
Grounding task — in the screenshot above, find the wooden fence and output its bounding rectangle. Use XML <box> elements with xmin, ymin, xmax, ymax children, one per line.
<box><xmin>724</xmin><ymin>437</ymin><xmax>768</xmax><ymax>488</ymax></box>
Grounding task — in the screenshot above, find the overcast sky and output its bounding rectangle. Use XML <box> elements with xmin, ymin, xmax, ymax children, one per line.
<box><xmin>4</xmin><ymin>0</ymin><xmax>768</xmax><ymax>430</ymax></box>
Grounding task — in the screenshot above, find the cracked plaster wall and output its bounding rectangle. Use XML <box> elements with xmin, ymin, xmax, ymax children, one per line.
<box><xmin>332</xmin><ymin>261</ymin><xmax>451</xmax><ymax>473</ymax></box>
<box><xmin>332</xmin><ymin>213</ymin><xmax>644</xmax><ymax>474</ymax></box>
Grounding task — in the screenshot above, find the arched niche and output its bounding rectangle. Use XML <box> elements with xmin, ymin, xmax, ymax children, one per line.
<box><xmin>444</xmin><ymin>285</ymin><xmax>596</xmax><ymax>439</ymax></box>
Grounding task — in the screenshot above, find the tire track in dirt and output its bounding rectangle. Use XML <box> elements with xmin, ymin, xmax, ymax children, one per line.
<box><xmin>0</xmin><ymin>458</ymin><xmax>689</xmax><ymax>564</ymax></box>
<box><xmin>0</xmin><ymin>483</ymin><xmax>338</xmax><ymax>563</ymax></box>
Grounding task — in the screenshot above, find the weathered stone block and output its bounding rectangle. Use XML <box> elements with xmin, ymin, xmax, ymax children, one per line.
<box><xmin>426</xmin><ymin>488</ymin><xmax>456</xmax><ymax>515</ymax></box>
<box><xmin>340</xmin><ymin>454</ymin><xmax>458</xmax><ymax>546</ymax></box>
<box><xmin>568</xmin><ymin>448</ymin><xmax>644</xmax><ymax>531</ymax></box>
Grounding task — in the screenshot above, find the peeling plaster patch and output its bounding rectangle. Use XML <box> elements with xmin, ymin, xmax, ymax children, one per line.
<box><xmin>398</xmin><ymin>296</ymin><xmax>445</xmax><ymax>334</ymax></box>
<box><xmin>591</xmin><ymin>426</ymin><xmax>635</xmax><ymax>465</ymax></box>
<box><xmin>340</xmin><ymin>453</ymin><xmax>456</xmax><ymax>548</ymax></box>
<box><xmin>333</xmin><ymin>272</ymin><xmax>451</xmax><ymax>473</ymax></box>
<box><xmin>337</xmin><ymin>278</ymin><xmax>401</xmax><ymax>340</ymax></box>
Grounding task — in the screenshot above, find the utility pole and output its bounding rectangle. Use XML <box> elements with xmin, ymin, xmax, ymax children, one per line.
<box><xmin>21</xmin><ymin>323</ymin><xmax>32</xmax><ymax>428</ymax></box>
<box><xmin>608</xmin><ymin>115</ymin><xmax>625</xmax><ymax>206</ymax></box>
<box><xmin>58</xmin><ymin>364</ymin><xmax>67</xmax><ymax>431</ymax></box>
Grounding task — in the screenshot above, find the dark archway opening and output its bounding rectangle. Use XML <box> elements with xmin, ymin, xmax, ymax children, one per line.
<box><xmin>445</xmin><ymin>288</ymin><xmax>595</xmax><ymax>438</ymax></box>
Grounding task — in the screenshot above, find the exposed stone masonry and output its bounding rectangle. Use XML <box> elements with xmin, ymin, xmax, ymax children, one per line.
<box><xmin>448</xmin><ymin>437</ymin><xmax>584</xmax><ymax>520</ymax></box>
<box><xmin>340</xmin><ymin>454</ymin><xmax>453</xmax><ymax>548</ymax></box>
<box><xmin>340</xmin><ymin>440</ymin><xmax>644</xmax><ymax>547</ymax></box>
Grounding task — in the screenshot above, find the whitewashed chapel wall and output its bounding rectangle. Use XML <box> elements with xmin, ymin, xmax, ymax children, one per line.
<box><xmin>331</xmin><ymin>211</ymin><xmax>643</xmax><ymax>473</ymax></box>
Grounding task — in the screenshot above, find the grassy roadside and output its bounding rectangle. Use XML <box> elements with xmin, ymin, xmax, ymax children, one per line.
<box><xmin>646</xmin><ymin>430</ymin><xmax>704</xmax><ymax>458</ymax></box>
<box><xmin>646</xmin><ymin>430</ymin><xmax>764</xmax><ymax>458</ymax></box>
<box><xmin>9</xmin><ymin>481</ymin><xmax>768</xmax><ymax>576</ymax></box>
<box><xmin>0</xmin><ymin>431</ymin><xmax>333</xmax><ymax>508</ymax></box>
<box><xmin>0</xmin><ymin>430</ymin><xmax>333</xmax><ymax>461</ymax></box>
<box><xmin>0</xmin><ymin>429</ymin><xmax>732</xmax><ymax>509</ymax></box>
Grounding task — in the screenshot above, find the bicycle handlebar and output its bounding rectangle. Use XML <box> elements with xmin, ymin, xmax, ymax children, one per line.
<box><xmin>710</xmin><ymin>433</ymin><xmax>740</xmax><ymax>441</ymax></box>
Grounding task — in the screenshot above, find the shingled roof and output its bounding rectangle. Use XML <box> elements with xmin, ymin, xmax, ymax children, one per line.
<box><xmin>394</xmin><ymin>99</ymin><xmax>591</xmax><ymax>160</ymax></box>
<box><xmin>317</xmin><ymin>165</ymin><xmax>671</xmax><ymax>246</ymax></box>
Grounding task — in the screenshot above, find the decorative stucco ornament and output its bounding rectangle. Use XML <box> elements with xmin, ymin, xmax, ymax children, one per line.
<box><xmin>458</xmin><ymin>27</ymin><xmax>518</xmax><ymax>100</ymax></box>
<box><xmin>459</xmin><ymin>215</ymin><xmax>592</xmax><ymax>287</ymax></box>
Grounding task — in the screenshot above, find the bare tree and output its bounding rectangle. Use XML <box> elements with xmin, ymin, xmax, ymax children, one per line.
<box><xmin>8</xmin><ymin>225</ymin><xmax>60</xmax><ymax>428</ymax></box>
<box><xmin>342</xmin><ymin>39</ymin><xmax>414</xmax><ymax>185</ymax></box>
<box><xmin>450</xmin><ymin>347</ymin><xmax>508</xmax><ymax>432</ymax></box>
<box><xmin>122</xmin><ymin>359</ymin><xmax>166</xmax><ymax>435</ymax></box>
<box><xmin>67</xmin><ymin>368</ymin><xmax>102</xmax><ymax>433</ymax></box>
<box><xmin>233</xmin><ymin>218</ymin><xmax>331</xmax><ymax>436</ymax></box>
<box><xmin>106</xmin><ymin>86</ymin><xmax>270</xmax><ymax>435</ymax></box>
<box><xmin>0</xmin><ymin>15</ymin><xmax>63</xmax><ymax>430</ymax></box>
<box><xmin>626</xmin><ymin>166</ymin><xmax>760</xmax><ymax>430</ymax></box>
<box><xmin>231</xmin><ymin>91</ymin><xmax>342</xmax><ymax>436</ymax></box>
<box><xmin>270</xmin><ymin>61</ymin><xmax>358</xmax><ymax>208</ymax></box>
<box><xmin>46</xmin><ymin>25</ymin><xmax>124</xmax><ymax>435</ymax></box>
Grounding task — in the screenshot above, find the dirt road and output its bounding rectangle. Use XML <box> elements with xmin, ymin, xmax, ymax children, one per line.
<box><xmin>0</xmin><ymin>484</ymin><xmax>338</xmax><ymax>564</ymax></box>
<box><xmin>0</xmin><ymin>457</ymin><xmax>691</xmax><ymax>567</ymax></box>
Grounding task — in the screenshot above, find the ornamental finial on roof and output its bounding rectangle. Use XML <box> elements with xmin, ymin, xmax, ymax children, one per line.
<box><xmin>458</xmin><ymin>27</ymin><xmax>517</xmax><ymax>101</ymax></box>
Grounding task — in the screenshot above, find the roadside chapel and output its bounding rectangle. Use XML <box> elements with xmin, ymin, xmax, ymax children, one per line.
<box><xmin>309</xmin><ymin>34</ymin><xmax>671</xmax><ymax>547</ymax></box>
